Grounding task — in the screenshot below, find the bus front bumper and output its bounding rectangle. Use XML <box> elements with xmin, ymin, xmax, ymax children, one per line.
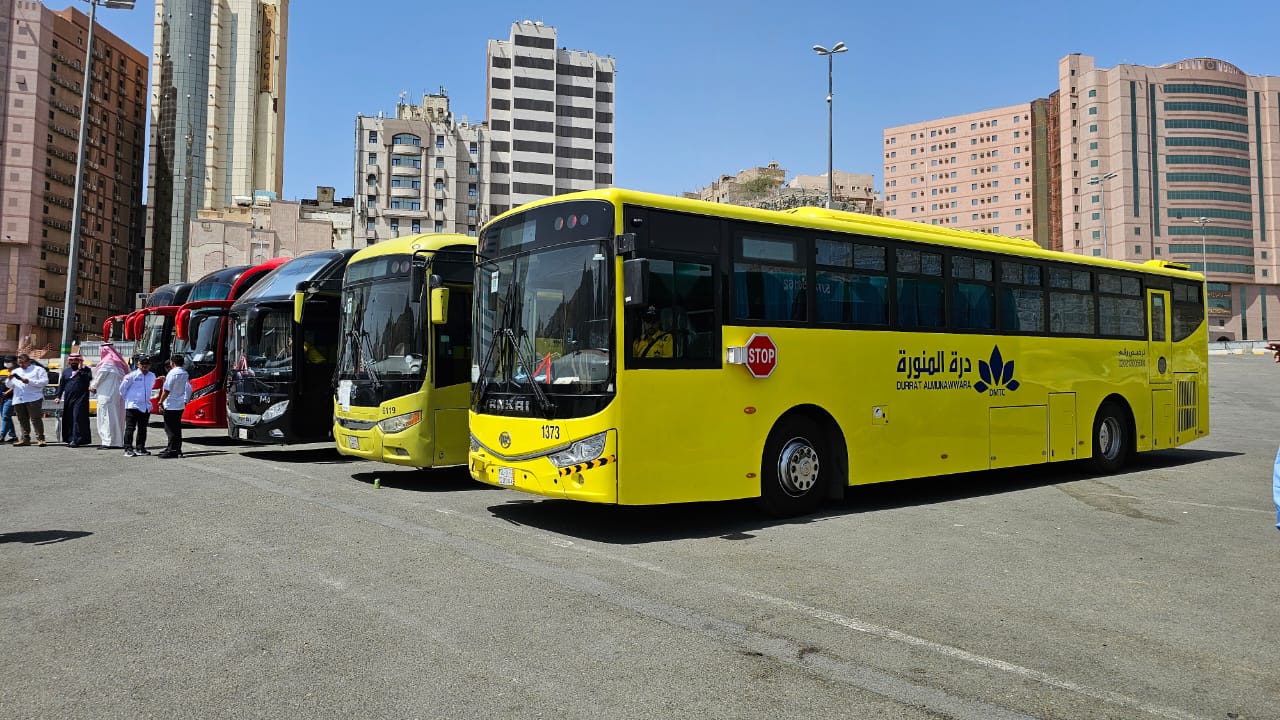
<box><xmin>468</xmin><ymin>440</ymin><xmax>618</xmax><ymax>503</ymax></box>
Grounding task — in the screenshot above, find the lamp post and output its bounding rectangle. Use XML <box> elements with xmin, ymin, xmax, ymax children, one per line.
<box><xmin>1195</xmin><ymin>216</ymin><xmax>1211</xmax><ymax>276</ymax></box>
<box><xmin>812</xmin><ymin>42</ymin><xmax>847</xmax><ymax>209</ymax></box>
<box><xmin>58</xmin><ymin>0</ymin><xmax>135</xmax><ymax>371</ymax></box>
<box><xmin>1086</xmin><ymin>172</ymin><xmax>1118</xmax><ymax>259</ymax></box>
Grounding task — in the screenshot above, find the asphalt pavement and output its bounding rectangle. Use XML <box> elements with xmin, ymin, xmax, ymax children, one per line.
<box><xmin>2</xmin><ymin>354</ymin><xmax>1277</xmax><ymax>719</ymax></box>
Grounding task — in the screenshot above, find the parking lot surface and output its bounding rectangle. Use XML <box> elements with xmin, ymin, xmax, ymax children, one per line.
<box><xmin>2</xmin><ymin>354</ymin><xmax>1277</xmax><ymax>719</ymax></box>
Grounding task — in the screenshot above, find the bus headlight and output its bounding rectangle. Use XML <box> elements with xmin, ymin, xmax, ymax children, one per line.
<box><xmin>379</xmin><ymin>410</ymin><xmax>422</xmax><ymax>434</ymax></box>
<box><xmin>547</xmin><ymin>432</ymin><xmax>607</xmax><ymax>468</ymax></box>
<box><xmin>261</xmin><ymin>400</ymin><xmax>289</xmax><ymax>422</ymax></box>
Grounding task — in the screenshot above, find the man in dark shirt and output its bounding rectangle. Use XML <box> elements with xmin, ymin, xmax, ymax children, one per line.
<box><xmin>55</xmin><ymin>353</ymin><xmax>93</xmax><ymax>447</ymax></box>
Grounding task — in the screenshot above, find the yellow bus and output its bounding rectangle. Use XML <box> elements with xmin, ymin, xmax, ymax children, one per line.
<box><xmin>467</xmin><ymin>189</ymin><xmax>1209</xmax><ymax>516</ymax></box>
<box><xmin>333</xmin><ymin>233</ymin><xmax>476</xmax><ymax>468</ymax></box>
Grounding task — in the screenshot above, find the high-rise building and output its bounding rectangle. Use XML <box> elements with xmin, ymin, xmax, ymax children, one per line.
<box><xmin>883</xmin><ymin>102</ymin><xmax>1049</xmax><ymax>244</ymax></box>
<box><xmin>1058</xmin><ymin>54</ymin><xmax>1280</xmax><ymax>340</ymax></box>
<box><xmin>0</xmin><ymin>2</ymin><xmax>148</xmax><ymax>355</ymax></box>
<box><xmin>145</xmin><ymin>0</ymin><xmax>287</xmax><ymax>287</ymax></box>
<box><xmin>485</xmin><ymin>20</ymin><xmax>615</xmax><ymax>217</ymax></box>
<box><xmin>882</xmin><ymin>54</ymin><xmax>1280</xmax><ymax>340</ymax></box>
<box><xmin>354</xmin><ymin>90</ymin><xmax>489</xmax><ymax>245</ymax></box>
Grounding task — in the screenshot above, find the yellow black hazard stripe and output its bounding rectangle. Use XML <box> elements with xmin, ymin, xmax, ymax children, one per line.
<box><xmin>557</xmin><ymin>454</ymin><xmax>617</xmax><ymax>477</ymax></box>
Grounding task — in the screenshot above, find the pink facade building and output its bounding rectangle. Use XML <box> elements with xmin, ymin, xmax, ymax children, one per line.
<box><xmin>883</xmin><ymin>54</ymin><xmax>1280</xmax><ymax>341</ymax></box>
<box><xmin>883</xmin><ymin>103</ymin><xmax>1047</xmax><ymax>243</ymax></box>
<box><xmin>0</xmin><ymin>2</ymin><xmax>148</xmax><ymax>355</ymax></box>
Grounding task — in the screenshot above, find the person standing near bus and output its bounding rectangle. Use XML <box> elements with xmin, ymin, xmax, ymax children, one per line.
<box><xmin>632</xmin><ymin>306</ymin><xmax>674</xmax><ymax>359</ymax></box>
<box><xmin>90</xmin><ymin>342</ymin><xmax>129</xmax><ymax>449</ymax></box>
<box><xmin>120</xmin><ymin>356</ymin><xmax>156</xmax><ymax>457</ymax></box>
<box><xmin>1</xmin><ymin>357</ymin><xmax>18</xmax><ymax>443</ymax></box>
<box><xmin>157</xmin><ymin>353</ymin><xmax>191</xmax><ymax>458</ymax></box>
<box><xmin>1269</xmin><ymin>341</ymin><xmax>1280</xmax><ymax>532</ymax></box>
<box><xmin>9</xmin><ymin>354</ymin><xmax>49</xmax><ymax>446</ymax></box>
<box><xmin>54</xmin><ymin>353</ymin><xmax>93</xmax><ymax>447</ymax></box>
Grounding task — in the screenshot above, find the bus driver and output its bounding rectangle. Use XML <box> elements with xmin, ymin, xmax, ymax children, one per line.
<box><xmin>632</xmin><ymin>306</ymin><xmax>674</xmax><ymax>359</ymax></box>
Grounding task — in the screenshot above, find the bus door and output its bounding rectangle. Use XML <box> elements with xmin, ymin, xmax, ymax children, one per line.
<box><xmin>1147</xmin><ymin>288</ymin><xmax>1174</xmax><ymax>448</ymax></box>
<box><xmin>1146</xmin><ymin>289</ymin><xmax>1172</xmax><ymax>384</ymax></box>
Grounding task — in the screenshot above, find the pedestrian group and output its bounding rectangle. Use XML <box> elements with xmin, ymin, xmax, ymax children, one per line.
<box><xmin>3</xmin><ymin>346</ymin><xmax>189</xmax><ymax>457</ymax></box>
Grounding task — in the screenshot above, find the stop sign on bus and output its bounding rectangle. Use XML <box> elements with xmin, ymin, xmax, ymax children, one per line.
<box><xmin>744</xmin><ymin>333</ymin><xmax>778</xmax><ymax>378</ymax></box>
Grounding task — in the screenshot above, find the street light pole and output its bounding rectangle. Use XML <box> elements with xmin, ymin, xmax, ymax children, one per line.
<box><xmin>1196</xmin><ymin>216</ymin><xmax>1211</xmax><ymax>276</ymax></box>
<box><xmin>58</xmin><ymin>0</ymin><xmax>135</xmax><ymax>373</ymax></box>
<box><xmin>813</xmin><ymin>42</ymin><xmax>847</xmax><ymax>210</ymax></box>
<box><xmin>1087</xmin><ymin>172</ymin><xmax>1118</xmax><ymax>259</ymax></box>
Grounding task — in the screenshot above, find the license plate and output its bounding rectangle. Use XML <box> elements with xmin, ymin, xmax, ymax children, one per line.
<box><xmin>234</xmin><ymin>428</ymin><xmax>243</xmax><ymax>440</ymax></box>
<box><xmin>497</xmin><ymin>467</ymin><xmax>515</xmax><ymax>486</ymax></box>
<box><xmin>347</xmin><ymin>435</ymin><xmax>359</xmax><ymax>450</ymax></box>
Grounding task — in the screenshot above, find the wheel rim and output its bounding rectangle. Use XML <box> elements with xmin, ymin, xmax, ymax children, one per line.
<box><xmin>777</xmin><ymin>437</ymin><xmax>820</xmax><ymax>497</ymax></box>
<box><xmin>1098</xmin><ymin>416</ymin><xmax>1122</xmax><ymax>460</ymax></box>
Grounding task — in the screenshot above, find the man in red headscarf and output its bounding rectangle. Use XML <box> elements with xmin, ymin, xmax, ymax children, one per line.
<box><xmin>91</xmin><ymin>342</ymin><xmax>129</xmax><ymax>449</ymax></box>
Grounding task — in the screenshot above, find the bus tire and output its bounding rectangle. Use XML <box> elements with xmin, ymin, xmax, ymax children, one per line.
<box><xmin>1088</xmin><ymin>399</ymin><xmax>1130</xmax><ymax>474</ymax></box>
<box><xmin>756</xmin><ymin>416</ymin><xmax>828</xmax><ymax>517</ymax></box>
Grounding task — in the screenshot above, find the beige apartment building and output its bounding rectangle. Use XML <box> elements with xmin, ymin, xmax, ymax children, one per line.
<box><xmin>0</xmin><ymin>2</ymin><xmax>148</xmax><ymax>355</ymax></box>
<box><xmin>354</xmin><ymin>91</ymin><xmax>488</xmax><ymax>245</ymax></box>
<box><xmin>186</xmin><ymin>187</ymin><xmax>349</xmax><ymax>277</ymax></box>
<box><xmin>884</xmin><ymin>54</ymin><xmax>1280</xmax><ymax>341</ymax></box>
<box><xmin>688</xmin><ymin>164</ymin><xmax>883</xmax><ymax>214</ymax></box>
<box><xmin>883</xmin><ymin>103</ymin><xmax>1049</xmax><ymax>243</ymax></box>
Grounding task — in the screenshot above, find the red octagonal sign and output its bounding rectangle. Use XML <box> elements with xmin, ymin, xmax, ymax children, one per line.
<box><xmin>743</xmin><ymin>333</ymin><xmax>778</xmax><ymax>378</ymax></box>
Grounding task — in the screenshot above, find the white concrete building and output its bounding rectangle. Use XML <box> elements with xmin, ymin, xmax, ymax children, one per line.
<box><xmin>485</xmin><ymin>20</ymin><xmax>615</xmax><ymax>216</ymax></box>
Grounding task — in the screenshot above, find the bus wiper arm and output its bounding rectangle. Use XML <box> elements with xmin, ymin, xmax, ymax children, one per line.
<box><xmin>511</xmin><ymin>329</ymin><xmax>555</xmax><ymax>419</ymax></box>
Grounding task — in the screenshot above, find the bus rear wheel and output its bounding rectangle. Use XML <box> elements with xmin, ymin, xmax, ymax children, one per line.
<box><xmin>756</xmin><ymin>417</ymin><xmax>828</xmax><ymax>517</ymax></box>
<box><xmin>1088</xmin><ymin>400</ymin><xmax>1131</xmax><ymax>474</ymax></box>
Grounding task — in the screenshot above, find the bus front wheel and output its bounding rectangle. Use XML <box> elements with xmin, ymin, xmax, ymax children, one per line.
<box><xmin>757</xmin><ymin>417</ymin><xmax>828</xmax><ymax>517</ymax></box>
<box><xmin>1088</xmin><ymin>400</ymin><xmax>1131</xmax><ymax>474</ymax></box>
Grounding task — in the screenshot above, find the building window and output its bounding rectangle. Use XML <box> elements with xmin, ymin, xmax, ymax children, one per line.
<box><xmin>368</xmin><ymin>131</ymin><xmax>377</xmax><ymax>143</ymax></box>
<box><xmin>412</xmin><ymin>220</ymin><xmax>421</xmax><ymax>233</ymax></box>
<box><xmin>367</xmin><ymin>153</ymin><xmax>377</xmax><ymax>165</ymax></box>
<box><xmin>390</xmin><ymin>219</ymin><xmax>399</xmax><ymax>233</ymax></box>
<box><xmin>435</xmin><ymin>157</ymin><xmax>445</xmax><ymax>169</ymax></box>
<box><xmin>436</xmin><ymin>135</ymin><xmax>445</xmax><ymax>149</ymax></box>
<box><xmin>434</xmin><ymin>221</ymin><xmax>444</xmax><ymax>232</ymax></box>
<box><xmin>1089</xmin><ymin>124</ymin><xmax>1098</xmax><ymax>133</ymax></box>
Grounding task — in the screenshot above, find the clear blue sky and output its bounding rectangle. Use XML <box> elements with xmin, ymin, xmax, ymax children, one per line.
<box><xmin>96</xmin><ymin>0</ymin><xmax>1279</xmax><ymax>202</ymax></box>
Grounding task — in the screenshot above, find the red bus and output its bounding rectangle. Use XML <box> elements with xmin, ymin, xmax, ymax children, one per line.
<box><xmin>122</xmin><ymin>281</ymin><xmax>194</xmax><ymax>368</ymax></box>
<box><xmin>173</xmin><ymin>259</ymin><xmax>288</xmax><ymax>426</ymax></box>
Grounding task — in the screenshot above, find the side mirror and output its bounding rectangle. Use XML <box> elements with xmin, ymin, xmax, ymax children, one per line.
<box><xmin>293</xmin><ymin>290</ymin><xmax>305</xmax><ymax>324</ymax></box>
<box><xmin>430</xmin><ymin>286</ymin><xmax>450</xmax><ymax>326</ymax></box>
<box><xmin>411</xmin><ymin>253</ymin><xmax>430</xmax><ymax>301</ymax></box>
<box><xmin>622</xmin><ymin>258</ymin><xmax>648</xmax><ymax>307</ymax></box>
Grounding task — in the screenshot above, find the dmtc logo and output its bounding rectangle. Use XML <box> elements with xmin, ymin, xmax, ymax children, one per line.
<box><xmin>974</xmin><ymin>346</ymin><xmax>1020</xmax><ymax>396</ymax></box>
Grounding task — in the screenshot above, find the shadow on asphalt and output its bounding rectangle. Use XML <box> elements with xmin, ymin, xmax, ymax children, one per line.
<box><xmin>242</xmin><ymin>447</ymin><xmax>359</xmax><ymax>465</ymax></box>
<box><xmin>0</xmin><ymin>529</ymin><xmax>93</xmax><ymax>545</ymax></box>
<box><xmin>350</xmin><ymin>465</ymin><xmax>489</xmax><ymax>492</ymax></box>
<box><xmin>182</xmin><ymin>435</ymin><xmax>241</xmax><ymax>447</ymax></box>
<box><xmin>485</xmin><ymin>448</ymin><xmax>1234</xmax><ymax>544</ymax></box>
<box><xmin>175</xmin><ymin>450</ymin><xmax>229</xmax><ymax>458</ymax></box>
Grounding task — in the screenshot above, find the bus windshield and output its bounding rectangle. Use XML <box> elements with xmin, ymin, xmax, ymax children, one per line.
<box><xmin>472</xmin><ymin>240</ymin><xmax>613</xmax><ymax>418</ymax></box>
<box><xmin>229</xmin><ymin>306</ymin><xmax>293</xmax><ymax>395</ymax></box>
<box><xmin>135</xmin><ymin>314</ymin><xmax>170</xmax><ymax>361</ymax></box>
<box><xmin>335</xmin><ymin>255</ymin><xmax>425</xmax><ymax>405</ymax></box>
<box><xmin>179</xmin><ymin>309</ymin><xmax>224</xmax><ymax>378</ymax></box>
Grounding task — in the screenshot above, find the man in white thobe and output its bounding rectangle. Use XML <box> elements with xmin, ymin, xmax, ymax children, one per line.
<box><xmin>90</xmin><ymin>342</ymin><xmax>128</xmax><ymax>449</ymax></box>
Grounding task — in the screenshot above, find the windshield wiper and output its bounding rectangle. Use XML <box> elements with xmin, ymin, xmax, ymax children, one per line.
<box><xmin>471</xmin><ymin>280</ymin><xmax>554</xmax><ymax>418</ymax></box>
<box><xmin>350</xmin><ymin>329</ymin><xmax>383</xmax><ymax>389</ymax></box>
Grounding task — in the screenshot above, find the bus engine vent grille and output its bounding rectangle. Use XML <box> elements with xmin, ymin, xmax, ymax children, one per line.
<box><xmin>1176</xmin><ymin>378</ymin><xmax>1197</xmax><ymax>433</ymax></box>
